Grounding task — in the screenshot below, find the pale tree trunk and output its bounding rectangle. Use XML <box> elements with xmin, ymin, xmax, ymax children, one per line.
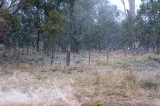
<box><xmin>128</xmin><ymin>0</ymin><xmax>136</xmax><ymax>54</ymax></box>
<box><xmin>121</xmin><ymin>0</ymin><xmax>128</xmax><ymax>57</ymax></box>
<box><xmin>121</xmin><ymin>0</ymin><xmax>136</xmax><ymax>56</ymax></box>
<box><xmin>121</xmin><ymin>0</ymin><xmax>127</xmax><ymax>15</ymax></box>
<box><xmin>128</xmin><ymin>0</ymin><xmax>135</xmax><ymax>18</ymax></box>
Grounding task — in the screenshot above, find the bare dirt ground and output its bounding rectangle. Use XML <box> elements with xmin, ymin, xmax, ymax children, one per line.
<box><xmin>0</xmin><ymin>50</ymin><xmax>160</xmax><ymax>106</ymax></box>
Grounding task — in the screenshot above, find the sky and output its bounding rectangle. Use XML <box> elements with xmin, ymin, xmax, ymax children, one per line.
<box><xmin>108</xmin><ymin>0</ymin><xmax>142</xmax><ymax>11</ymax></box>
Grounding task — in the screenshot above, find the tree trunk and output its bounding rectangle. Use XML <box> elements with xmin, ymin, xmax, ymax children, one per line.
<box><xmin>69</xmin><ymin>0</ymin><xmax>79</xmax><ymax>53</ymax></box>
<box><xmin>156</xmin><ymin>39</ymin><xmax>160</xmax><ymax>54</ymax></box>
<box><xmin>51</xmin><ymin>48</ymin><xmax>54</xmax><ymax>66</ymax></box>
<box><xmin>128</xmin><ymin>0</ymin><xmax>135</xmax><ymax>18</ymax></box>
<box><xmin>36</xmin><ymin>30</ymin><xmax>40</xmax><ymax>52</ymax></box>
<box><xmin>66</xmin><ymin>50</ymin><xmax>70</xmax><ymax>66</ymax></box>
<box><xmin>124</xmin><ymin>46</ymin><xmax>127</xmax><ymax>58</ymax></box>
<box><xmin>71</xmin><ymin>38</ymin><xmax>79</xmax><ymax>53</ymax></box>
<box><xmin>107</xmin><ymin>48</ymin><xmax>109</xmax><ymax>61</ymax></box>
<box><xmin>89</xmin><ymin>49</ymin><xmax>91</xmax><ymax>64</ymax></box>
<box><xmin>128</xmin><ymin>0</ymin><xmax>136</xmax><ymax>54</ymax></box>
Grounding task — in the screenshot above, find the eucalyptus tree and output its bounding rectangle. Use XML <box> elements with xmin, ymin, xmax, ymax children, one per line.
<box><xmin>73</xmin><ymin>0</ymin><xmax>97</xmax><ymax>51</ymax></box>
<box><xmin>57</xmin><ymin>0</ymin><xmax>97</xmax><ymax>52</ymax></box>
<box><xmin>0</xmin><ymin>0</ymin><xmax>124</xmax><ymax>54</ymax></box>
<box><xmin>92</xmin><ymin>0</ymin><xmax>120</xmax><ymax>51</ymax></box>
<box><xmin>120</xmin><ymin>0</ymin><xmax>136</xmax><ymax>49</ymax></box>
<box><xmin>135</xmin><ymin>0</ymin><xmax>160</xmax><ymax>54</ymax></box>
<box><xmin>0</xmin><ymin>0</ymin><xmax>22</xmax><ymax>47</ymax></box>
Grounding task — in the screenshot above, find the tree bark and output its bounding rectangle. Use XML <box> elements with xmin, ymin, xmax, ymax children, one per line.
<box><xmin>128</xmin><ymin>0</ymin><xmax>135</xmax><ymax>18</ymax></box>
<box><xmin>51</xmin><ymin>48</ymin><xmax>54</xmax><ymax>66</ymax></box>
<box><xmin>36</xmin><ymin>30</ymin><xmax>40</xmax><ymax>52</ymax></box>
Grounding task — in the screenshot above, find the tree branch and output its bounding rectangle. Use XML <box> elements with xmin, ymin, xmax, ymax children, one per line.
<box><xmin>11</xmin><ymin>0</ymin><xmax>23</xmax><ymax>14</ymax></box>
<box><xmin>0</xmin><ymin>0</ymin><xmax>4</xmax><ymax>8</ymax></box>
<box><xmin>7</xmin><ymin>0</ymin><xmax>17</xmax><ymax>9</ymax></box>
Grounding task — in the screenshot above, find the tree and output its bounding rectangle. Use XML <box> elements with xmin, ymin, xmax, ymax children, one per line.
<box><xmin>120</xmin><ymin>0</ymin><xmax>136</xmax><ymax>50</ymax></box>
<box><xmin>91</xmin><ymin>0</ymin><xmax>120</xmax><ymax>50</ymax></box>
<box><xmin>0</xmin><ymin>0</ymin><xmax>22</xmax><ymax>47</ymax></box>
<box><xmin>0</xmin><ymin>0</ymin><xmax>123</xmax><ymax>55</ymax></box>
<box><xmin>135</xmin><ymin>0</ymin><xmax>160</xmax><ymax>54</ymax></box>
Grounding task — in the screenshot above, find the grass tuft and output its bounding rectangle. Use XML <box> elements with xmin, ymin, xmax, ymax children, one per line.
<box><xmin>96</xmin><ymin>61</ymin><xmax>129</xmax><ymax>68</ymax></box>
<box><xmin>140</xmin><ymin>80</ymin><xmax>159</xmax><ymax>90</ymax></box>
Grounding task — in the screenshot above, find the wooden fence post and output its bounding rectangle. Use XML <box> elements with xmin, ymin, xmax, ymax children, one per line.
<box><xmin>66</xmin><ymin>50</ymin><xmax>70</xmax><ymax>66</ymax></box>
<box><xmin>51</xmin><ymin>48</ymin><xmax>54</xmax><ymax>66</ymax></box>
<box><xmin>107</xmin><ymin>50</ymin><xmax>109</xmax><ymax>62</ymax></box>
<box><xmin>89</xmin><ymin>49</ymin><xmax>91</xmax><ymax>64</ymax></box>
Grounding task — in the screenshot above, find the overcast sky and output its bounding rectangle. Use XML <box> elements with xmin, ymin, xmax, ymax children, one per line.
<box><xmin>108</xmin><ymin>0</ymin><xmax>141</xmax><ymax>11</ymax></box>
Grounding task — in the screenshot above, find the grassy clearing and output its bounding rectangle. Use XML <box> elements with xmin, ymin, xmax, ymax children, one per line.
<box><xmin>73</xmin><ymin>67</ymin><xmax>160</xmax><ymax>106</ymax></box>
<box><xmin>0</xmin><ymin>64</ymin><xmax>160</xmax><ymax>106</ymax></box>
<box><xmin>0</xmin><ymin>53</ymin><xmax>160</xmax><ymax>105</ymax></box>
<box><xmin>130</xmin><ymin>53</ymin><xmax>160</xmax><ymax>64</ymax></box>
<box><xmin>96</xmin><ymin>53</ymin><xmax>160</xmax><ymax>70</ymax></box>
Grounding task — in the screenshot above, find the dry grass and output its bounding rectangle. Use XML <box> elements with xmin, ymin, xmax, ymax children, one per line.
<box><xmin>74</xmin><ymin>70</ymin><xmax>160</xmax><ymax>106</ymax></box>
<box><xmin>0</xmin><ymin>63</ymin><xmax>159</xmax><ymax>106</ymax></box>
<box><xmin>0</xmin><ymin>51</ymin><xmax>160</xmax><ymax>106</ymax></box>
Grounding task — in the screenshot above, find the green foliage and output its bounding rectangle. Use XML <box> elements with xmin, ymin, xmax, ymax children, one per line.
<box><xmin>120</xmin><ymin>18</ymin><xmax>133</xmax><ymax>47</ymax></box>
<box><xmin>11</xmin><ymin>16</ymin><xmax>21</xmax><ymax>32</ymax></box>
<box><xmin>135</xmin><ymin>0</ymin><xmax>160</xmax><ymax>50</ymax></box>
<box><xmin>23</xmin><ymin>0</ymin><xmax>41</xmax><ymax>6</ymax></box>
<box><xmin>82</xmin><ymin>0</ymin><xmax>121</xmax><ymax>49</ymax></box>
<box><xmin>0</xmin><ymin>9</ymin><xmax>12</xmax><ymax>23</ymax></box>
<box><xmin>43</xmin><ymin>10</ymin><xmax>65</xmax><ymax>36</ymax></box>
<box><xmin>0</xmin><ymin>7</ymin><xmax>20</xmax><ymax>35</ymax></box>
<box><xmin>88</xmin><ymin>101</ymin><xmax>103</xmax><ymax>106</ymax></box>
<box><xmin>0</xmin><ymin>0</ymin><xmax>127</xmax><ymax>51</ymax></box>
<box><xmin>65</xmin><ymin>0</ymin><xmax>75</xmax><ymax>4</ymax></box>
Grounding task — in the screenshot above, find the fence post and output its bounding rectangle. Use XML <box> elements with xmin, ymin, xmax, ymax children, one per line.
<box><xmin>66</xmin><ymin>50</ymin><xmax>70</xmax><ymax>66</ymax></box>
<box><xmin>89</xmin><ymin>49</ymin><xmax>91</xmax><ymax>64</ymax></box>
